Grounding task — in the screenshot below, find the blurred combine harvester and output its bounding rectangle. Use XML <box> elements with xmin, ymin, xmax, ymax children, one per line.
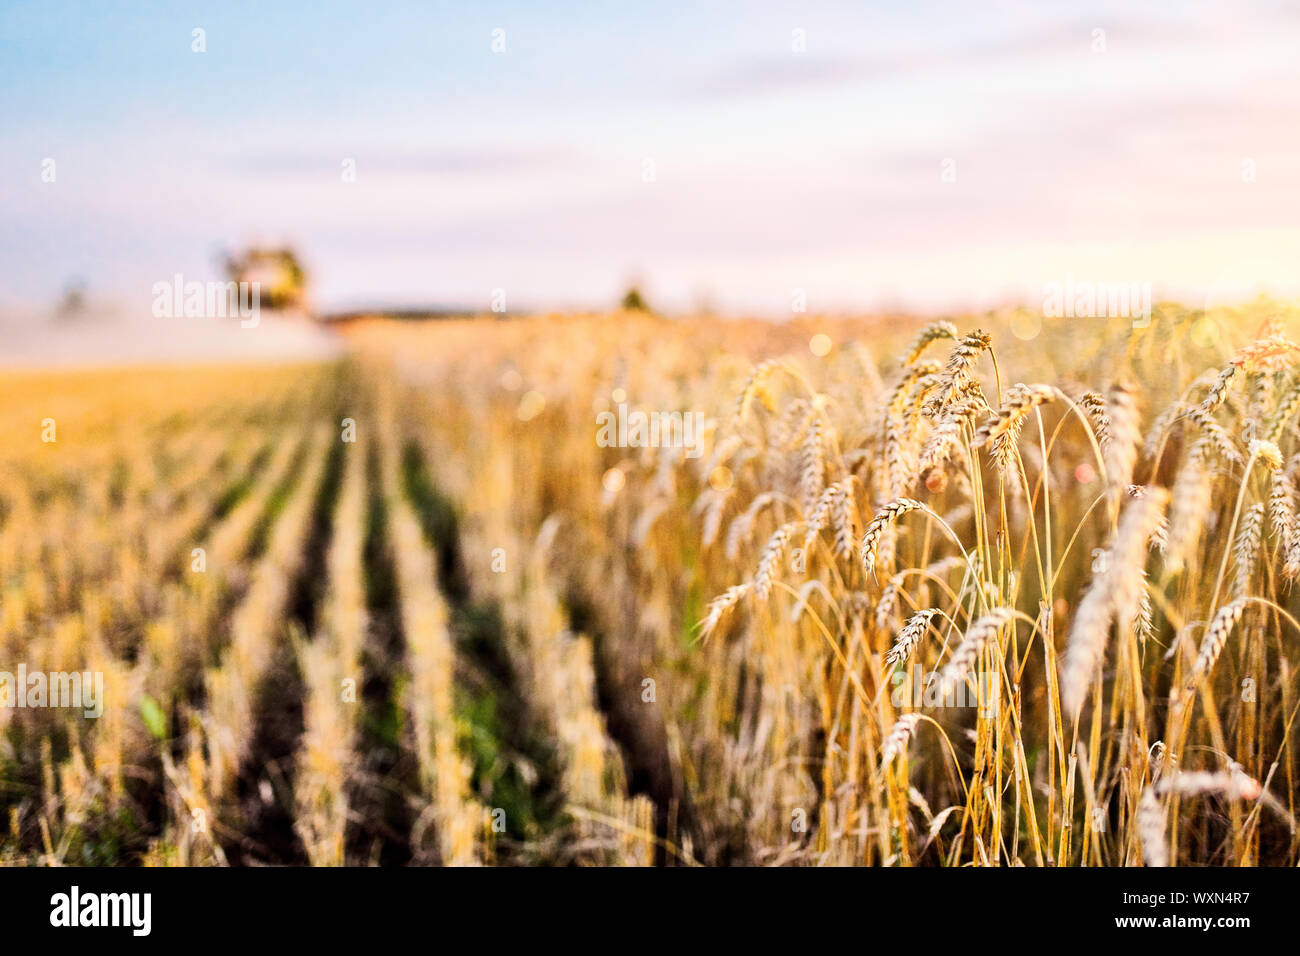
<box><xmin>223</xmin><ymin>246</ymin><xmax>310</xmax><ymax>316</ymax></box>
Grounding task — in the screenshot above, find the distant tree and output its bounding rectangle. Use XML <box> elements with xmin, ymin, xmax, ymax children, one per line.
<box><xmin>620</xmin><ymin>285</ymin><xmax>650</xmax><ymax>313</ymax></box>
<box><xmin>55</xmin><ymin>279</ymin><xmax>87</xmax><ymax>321</ymax></box>
<box><xmin>223</xmin><ymin>246</ymin><xmax>309</xmax><ymax>311</ymax></box>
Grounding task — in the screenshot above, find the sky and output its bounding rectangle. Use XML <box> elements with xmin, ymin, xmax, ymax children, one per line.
<box><xmin>3</xmin><ymin>0</ymin><xmax>1300</xmax><ymax>318</ymax></box>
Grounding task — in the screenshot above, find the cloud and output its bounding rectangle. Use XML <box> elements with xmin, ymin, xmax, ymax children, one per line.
<box><xmin>227</xmin><ymin>146</ymin><xmax>586</xmax><ymax>177</ymax></box>
<box><xmin>679</xmin><ymin>15</ymin><xmax>1231</xmax><ymax>98</ymax></box>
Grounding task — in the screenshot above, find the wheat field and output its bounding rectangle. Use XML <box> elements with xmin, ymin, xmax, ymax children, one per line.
<box><xmin>3</xmin><ymin>303</ymin><xmax>1299</xmax><ymax>866</ymax></box>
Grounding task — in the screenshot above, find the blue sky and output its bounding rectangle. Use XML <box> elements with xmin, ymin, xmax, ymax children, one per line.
<box><xmin>4</xmin><ymin>0</ymin><xmax>1300</xmax><ymax>316</ymax></box>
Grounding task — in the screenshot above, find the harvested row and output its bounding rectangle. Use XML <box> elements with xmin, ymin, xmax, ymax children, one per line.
<box><xmin>293</xmin><ymin>431</ymin><xmax>368</xmax><ymax>866</ymax></box>
<box><xmin>392</xmin><ymin>425</ymin><xmax>566</xmax><ymax>864</ymax></box>
<box><xmin>509</xmin><ymin>529</ymin><xmax>656</xmax><ymax>866</ymax></box>
<box><xmin>377</xmin><ymin>406</ymin><xmax>490</xmax><ymax>865</ymax></box>
<box><xmin>398</xmin><ymin>401</ymin><xmax>656</xmax><ymax>865</ymax></box>
<box><xmin>205</xmin><ymin>425</ymin><xmax>331</xmax><ymax>795</ymax></box>
<box><xmin>384</xmin><ymin>348</ymin><xmax>670</xmax><ymax>864</ymax></box>
<box><xmin>139</xmin><ymin>431</ymin><xmax>269</xmax><ymax>581</ymax></box>
<box><xmin>126</xmin><ymin>431</ymin><xmax>308</xmax><ymax>723</ymax></box>
<box><xmin>157</xmin><ymin>424</ymin><xmax>330</xmax><ymax>864</ymax></box>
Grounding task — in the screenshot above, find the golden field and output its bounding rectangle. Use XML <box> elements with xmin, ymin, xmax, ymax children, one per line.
<box><xmin>2</xmin><ymin>303</ymin><xmax>1299</xmax><ymax>866</ymax></box>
